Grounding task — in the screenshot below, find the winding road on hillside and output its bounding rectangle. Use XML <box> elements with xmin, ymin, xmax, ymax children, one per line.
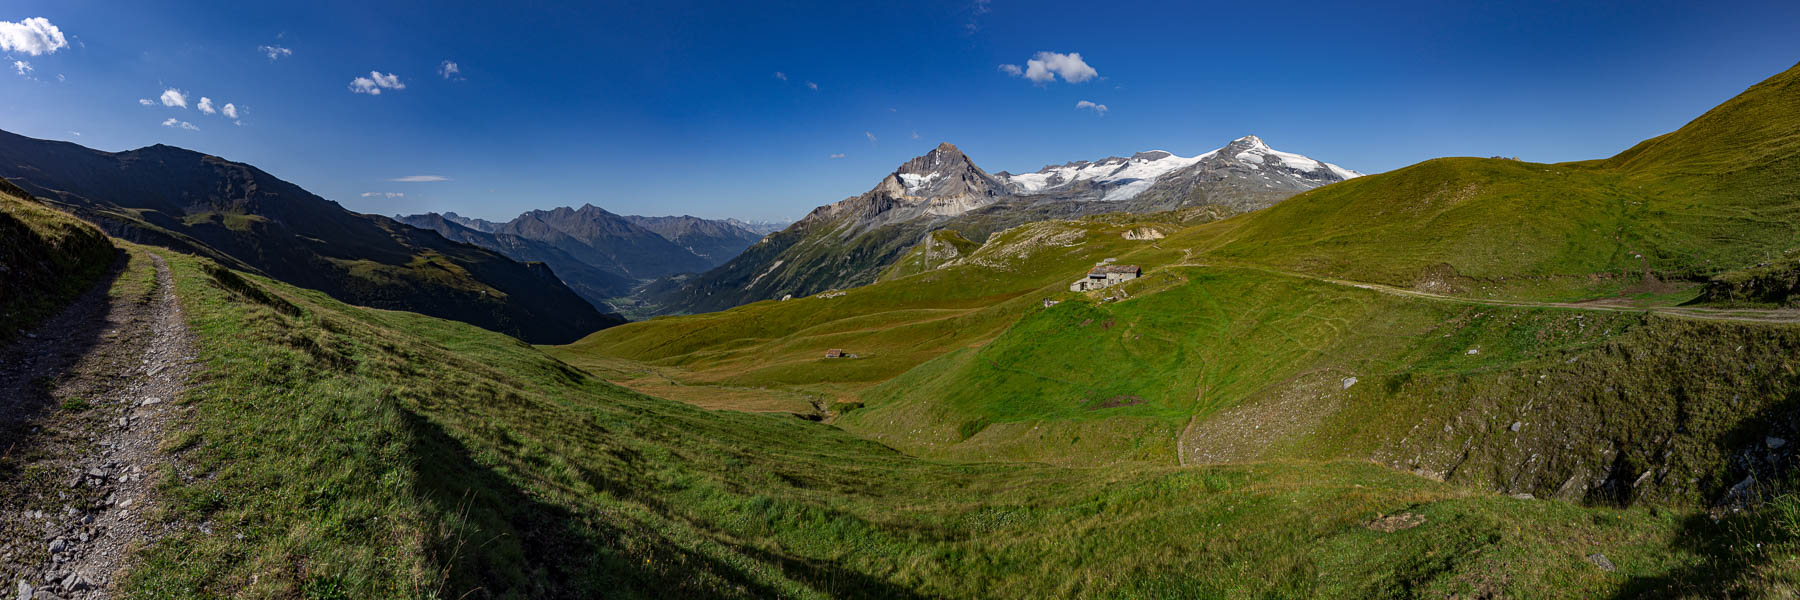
<box><xmin>1</xmin><ymin>251</ymin><xmax>196</xmax><ymax>600</ymax></box>
<box><xmin>1180</xmin><ymin>262</ymin><xmax>1800</xmax><ymax>324</ymax></box>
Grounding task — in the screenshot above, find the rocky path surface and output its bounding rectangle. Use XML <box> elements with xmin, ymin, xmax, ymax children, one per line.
<box><xmin>1177</xmin><ymin>262</ymin><xmax>1800</xmax><ymax>324</ymax></box>
<box><xmin>1</xmin><ymin>252</ymin><xmax>196</xmax><ymax>600</ymax></box>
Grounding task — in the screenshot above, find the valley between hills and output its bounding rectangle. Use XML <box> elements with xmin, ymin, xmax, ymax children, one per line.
<box><xmin>4</xmin><ymin>59</ymin><xmax>1800</xmax><ymax>600</ymax></box>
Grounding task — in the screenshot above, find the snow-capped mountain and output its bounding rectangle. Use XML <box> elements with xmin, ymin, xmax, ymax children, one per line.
<box><xmin>806</xmin><ymin>142</ymin><xmax>1008</xmax><ymax>230</ymax></box>
<box><xmin>654</xmin><ymin>135</ymin><xmax>1362</xmax><ymax>314</ymax></box>
<box><xmin>996</xmin><ymin>135</ymin><xmax>1360</xmax><ymax>205</ymax></box>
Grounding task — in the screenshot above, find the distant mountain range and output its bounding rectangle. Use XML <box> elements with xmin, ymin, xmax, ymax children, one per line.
<box><xmin>396</xmin><ymin>206</ymin><xmax>768</xmax><ymax>310</ymax></box>
<box><xmin>651</xmin><ymin>136</ymin><xmax>1359</xmax><ymax>314</ymax></box>
<box><xmin>0</xmin><ymin>129</ymin><xmax>621</xmax><ymax>344</ymax></box>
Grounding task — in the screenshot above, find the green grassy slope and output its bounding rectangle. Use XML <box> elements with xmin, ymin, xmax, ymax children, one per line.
<box><xmin>557</xmin><ymin>218</ymin><xmax>1184</xmax><ymax>393</ymax></box>
<box><xmin>1206</xmin><ymin>61</ymin><xmax>1800</xmax><ymax>300</ymax></box>
<box><xmin>838</xmin><ymin>265</ymin><xmax>1800</xmax><ymax>508</ymax></box>
<box><xmin>108</xmin><ymin>244</ymin><xmax>1794</xmax><ymax>598</ymax></box>
<box><xmin>0</xmin><ymin>179</ymin><xmax>115</xmax><ymax>343</ymax></box>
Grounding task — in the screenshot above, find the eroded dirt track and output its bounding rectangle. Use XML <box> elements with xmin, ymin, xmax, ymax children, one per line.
<box><xmin>1</xmin><ymin>251</ymin><xmax>196</xmax><ymax>599</ymax></box>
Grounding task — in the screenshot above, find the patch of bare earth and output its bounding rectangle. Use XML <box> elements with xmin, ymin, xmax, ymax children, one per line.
<box><xmin>1364</xmin><ymin>512</ymin><xmax>1427</xmax><ymax>533</ymax></box>
<box><xmin>1178</xmin><ymin>370</ymin><xmax>1347</xmax><ymax>465</ymax></box>
<box><xmin>1</xmin><ymin>253</ymin><xmax>196</xmax><ymax>599</ymax></box>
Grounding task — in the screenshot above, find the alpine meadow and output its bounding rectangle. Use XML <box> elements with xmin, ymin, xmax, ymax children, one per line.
<box><xmin>3</xmin><ymin>3</ymin><xmax>1800</xmax><ymax>599</ymax></box>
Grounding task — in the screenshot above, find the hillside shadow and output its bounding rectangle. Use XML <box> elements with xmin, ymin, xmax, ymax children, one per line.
<box><xmin>397</xmin><ymin>408</ymin><xmax>790</xmax><ymax>599</ymax></box>
<box><xmin>1607</xmin><ymin>392</ymin><xmax>1800</xmax><ymax>598</ymax></box>
<box><xmin>0</xmin><ymin>251</ymin><xmax>126</xmax><ymax>472</ymax></box>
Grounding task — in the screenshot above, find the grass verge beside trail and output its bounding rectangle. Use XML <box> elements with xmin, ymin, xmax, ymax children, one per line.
<box><xmin>0</xmin><ymin>182</ymin><xmax>116</xmax><ymax>343</ymax></box>
<box><xmin>110</xmin><ymin>245</ymin><xmax>1792</xmax><ymax>598</ymax></box>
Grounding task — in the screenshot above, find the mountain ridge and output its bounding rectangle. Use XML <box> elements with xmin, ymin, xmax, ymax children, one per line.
<box><xmin>651</xmin><ymin>135</ymin><xmax>1360</xmax><ymax>314</ymax></box>
<box><xmin>0</xmin><ymin>129</ymin><xmax>619</xmax><ymax>344</ymax></box>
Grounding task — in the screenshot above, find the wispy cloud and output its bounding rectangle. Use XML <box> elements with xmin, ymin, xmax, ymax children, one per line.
<box><xmin>11</xmin><ymin>60</ymin><xmax>29</xmax><ymax>77</ymax></box>
<box><xmin>1000</xmin><ymin>51</ymin><xmax>1098</xmax><ymax>84</ymax></box>
<box><xmin>966</xmin><ymin>0</ymin><xmax>992</xmax><ymax>33</ymax></box>
<box><xmin>865</xmin><ymin>131</ymin><xmax>877</xmax><ymax>144</ymax></box>
<box><xmin>138</xmin><ymin>98</ymin><xmax>154</xmax><ymax>106</ymax></box>
<box><xmin>350</xmin><ymin>71</ymin><xmax>404</xmax><ymax>95</ymax></box>
<box><xmin>911</xmin><ymin>131</ymin><xmax>920</xmax><ymax>139</ymax></box>
<box><xmin>805</xmin><ymin>80</ymin><xmax>818</xmax><ymax>91</ymax></box>
<box><xmin>257</xmin><ymin>44</ymin><xmax>292</xmax><ymax>60</ymax></box>
<box><xmin>361</xmin><ymin>192</ymin><xmax>405</xmax><ymax>198</ymax></box>
<box><xmin>0</xmin><ymin>17</ymin><xmax>68</xmax><ymax>56</ymax></box>
<box><xmin>1076</xmin><ymin>100</ymin><xmax>1108</xmax><ymax>115</ymax></box>
<box><xmin>389</xmin><ymin>175</ymin><xmax>450</xmax><ymax>182</ymax></box>
<box><xmin>159</xmin><ymin>88</ymin><xmax>188</xmax><ymax>108</ymax></box>
<box><xmin>197</xmin><ymin>96</ymin><xmax>216</xmax><ymax>115</ymax></box>
<box><xmin>439</xmin><ymin>60</ymin><xmax>462</xmax><ymax>80</ymax></box>
<box><xmin>829</xmin><ymin>153</ymin><xmax>846</xmax><ymax>159</ymax></box>
<box><xmin>161</xmin><ymin>118</ymin><xmax>198</xmax><ymax>131</ymax></box>
<box><xmin>773</xmin><ymin>71</ymin><xmax>787</xmax><ymax>81</ymax></box>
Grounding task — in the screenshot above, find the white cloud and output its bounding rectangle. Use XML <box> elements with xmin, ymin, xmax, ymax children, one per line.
<box><xmin>1076</xmin><ymin>100</ymin><xmax>1108</xmax><ymax>115</ymax></box>
<box><xmin>222</xmin><ymin>103</ymin><xmax>240</xmax><ymax>120</ymax></box>
<box><xmin>11</xmin><ymin>60</ymin><xmax>29</xmax><ymax>76</ymax></box>
<box><xmin>69</xmin><ymin>131</ymin><xmax>79</xmax><ymax>136</ymax></box>
<box><xmin>159</xmin><ymin>88</ymin><xmax>188</xmax><ymax>108</ymax></box>
<box><xmin>0</xmin><ymin>17</ymin><xmax>68</xmax><ymax>56</ymax></box>
<box><xmin>161</xmin><ymin>118</ymin><xmax>198</xmax><ymax>131</ymax></box>
<box><xmin>439</xmin><ymin>60</ymin><xmax>462</xmax><ymax>80</ymax></box>
<box><xmin>258</xmin><ymin>44</ymin><xmax>292</xmax><ymax>60</ymax></box>
<box><xmin>138</xmin><ymin>98</ymin><xmax>154</xmax><ymax>106</ymax></box>
<box><xmin>389</xmin><ymin>175</ymin><xmax>449</xmax><ymax>182</ymax></box>
<box><xmin>197</xmin><ymin>97</ymin><xmax>216</xmax><ymax>115</ymax></box>
<box><xmin>829</xmin><ymin>153</ymin><xmax>846</xmax><ymax>159</ymax></box>
<box><xmin>1003</xmin><ymin>51</ymin><xmax>1098</xmax><ymax>84</ymax></box>
<box><xmin>361</xmin><ymin>192</ymin><xmax>405</xmax><ymax>198</ymax></box>
<box><xmin>966</xmin><ymin>0</ymin><xmax>992</xmax><ymax>33</ymax></box>
<box><xmin>911</xmin><ymin>131</ymin><xmax>920</xmax><ymax>139</ymax></box>
<box><xmin>865</xmin><ymin>131</ymin><xmax>877</xmax><ymax>144</ymax></box>
<box><xmin>773</xmin><ymin>71</ymin><xmax>787</xmax><ymax>81</ymax></box>
<box><xmin>350</xmin><ymin>71</ymin><xmax>404</xmax><ymax>95</ymax></box>
<box><xmin>805</xmin><ymin>81</ymin><xmax>818</xmax><ymax>91</ymax></box>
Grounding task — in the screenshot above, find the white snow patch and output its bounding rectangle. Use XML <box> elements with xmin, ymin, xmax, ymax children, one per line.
<box><xmin>1005</xmin><ymin>150</ymin><xmax>1208</xmax><ymax>200</ymax></box>
<box><xmin>898</xmin><ymin>172</ymin><xmax>942</xmax><ymax>192</ymax></box>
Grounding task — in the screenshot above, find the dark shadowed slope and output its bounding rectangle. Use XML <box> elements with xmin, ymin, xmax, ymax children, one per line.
<box><xmin>394</xmin><ymin>212</ymin><xmax>636</xmax><ymax>309</ymax></box>
<box><xmin>0</xmin><ymin>130</ymin><xmax>619</xmax><ymax>344</ymax></box>
<box><xmin>621</xmin><ymin>214</ymin><xmax>765</xmax><ymax>267</ymax></box>
<box><xmin>494</xmin><ymin>204</ymin><xmax>714</xmax><ymax>279</ymax></box>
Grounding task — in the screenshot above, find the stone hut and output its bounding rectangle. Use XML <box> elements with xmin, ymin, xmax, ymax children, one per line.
<box><xmin>1070</xmin><ymin>264</ymin><xmax>1141</xmax><ymax>292</ymax></box>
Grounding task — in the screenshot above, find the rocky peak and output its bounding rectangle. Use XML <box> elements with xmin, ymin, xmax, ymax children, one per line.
<box><xmin>898</xmin><ymin>142</ymin><xmax>977</xmax><ymax>176</ymax></box>
<box><xmin>1221</xmin><ymin>135</ymin><xmax>1271</xmax><ymax>155</ymax></box>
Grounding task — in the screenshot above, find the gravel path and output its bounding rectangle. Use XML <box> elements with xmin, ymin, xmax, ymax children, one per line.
<box><xmin>1174</xmin><ymin>262</ymin><xmax>1800</xmax><ymax>323</ymax></box>
<box><xmin>1</xmin><ymin>252</ymin><xmax>196</xmax><ymax>600</ymax></box>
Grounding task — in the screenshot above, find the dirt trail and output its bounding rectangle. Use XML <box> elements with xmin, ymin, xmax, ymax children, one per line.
<box><xmin>1</xmin><ymin>252</ymin><xmax>196</xmax><ymax>599</ymax></box>
<box><xmin>1175</xmin><ymin>262</ymin><xmax>1800</xmax><ymax>324</ymax></box>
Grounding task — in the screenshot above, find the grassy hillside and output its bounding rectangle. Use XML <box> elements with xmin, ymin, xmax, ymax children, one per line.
<box><xmin>99</xmin><ymin>243</ymin><xmax>1795</xmax><ymax>598</ymax></box>
<box><xmin>0</xmin><ymin>130</ymin><xmax>618</xmax><ymax>344</ymax></box>
<box><xmin>555</xmin><ymin>218</ymin><xmax>1185</xmax><ymax>409</ymax></box>
<box><xmin>0</xmin><ymin>179</ymin><xmax>115</xmax><ymax>343</ymax></box>
<box><xmin>1206</xmin><ymin>61</ymin><xmax>1800</xmax><ymax>301</ymax></box>
<box><xmin>838</xmin><ymin>265</ymin><xmax>1800</xmax><ymax>507</ymax></box>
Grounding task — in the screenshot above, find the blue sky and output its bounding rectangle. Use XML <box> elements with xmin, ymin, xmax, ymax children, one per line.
<box><xmin>1</xmin><ymin>1</ymin><xmax>1798</xmax><ymax>221</ymax></box>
